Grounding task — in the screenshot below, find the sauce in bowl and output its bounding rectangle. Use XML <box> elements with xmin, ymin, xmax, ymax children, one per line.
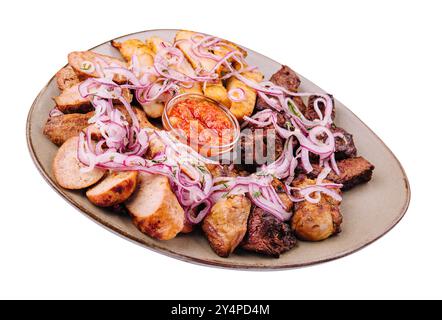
<box><xmin>163</xmin><ymin>94</ymin><xmax>240</xmax><ymax>157</ymax></box>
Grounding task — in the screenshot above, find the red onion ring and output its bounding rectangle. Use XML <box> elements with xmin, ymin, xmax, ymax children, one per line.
<box><xmin>228</xmin><ymin>87</ymin><xmax>246</xmax><ymax>102</ymax></box>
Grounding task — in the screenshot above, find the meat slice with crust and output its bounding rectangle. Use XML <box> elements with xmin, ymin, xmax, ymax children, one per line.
<box><xmin>305</xmin><ymin>94</ymin><xmax>336</xmax><ymax>121</ymax></box>
<box><xmin>241</xmin><ymin>206</ymin><xmax>297</xmax><ymax>258</ymax></box>
<box><xmin>68</xmin><ymin>51</ymin><xmax>127</xmax><ymax>83</ymax></box>
<box><xmin>125</xmin><ymin>173</ymin><xmax>185</xmax><ymax>241</ymax></box>
<box><xmin>308</xmin><ymin>157</ymin><xmax>375</xmax><ymax>191</ymax></box>
<box><xmin>52</xmin><ymin>137</ymin><xmax>105</xmax><ymax>190</ymax></box>
<box><xmin>56</xmin><ymin>66</ymin><xmax>82</xmax><ymax>91</ymax></box>
<box><xmin>86</xmin><ymin>171</ymin><xmax>138</xmax><ymax>207</ymax></box>
<box><xmin>256</xmin><ymin>65</ymin><xmax>304</xmax><ymax>112</ymax></box>
<box><xmin>54</xmin><ymin>83</ymin><xmax>133</xmax><ymax>114</ymax></box>
<box><xmin>332</xmin><ymin>127</ymin><xmax>357</xmax><ymax>160</ymax></box>
<box><xmin>43</xmin><ymin>112</ymin><xmax>94</xmax><ymax>146</ymax></box>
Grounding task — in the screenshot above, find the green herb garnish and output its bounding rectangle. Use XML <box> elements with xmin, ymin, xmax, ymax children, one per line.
<box><xmin>285</xmin><ymin>121</ymin><xmax>294</xmax><ymax>130</ymax></box>
<box><xmin>252</xmin><ymin>191</ymin><xmax>262</xmax><ymax>198</ymax></box>
<box><xmin>287</xmin><ymin>100</ymin><xmax>302</xmax><ymax>118</ymax></box>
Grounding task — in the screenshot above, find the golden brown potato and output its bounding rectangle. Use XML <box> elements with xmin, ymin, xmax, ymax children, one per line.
<box><xmin>202</xmin><ymin>195</ymin><xmax>251</xmax><ymax>257</ymax></box>
<box><xmin>291</xmin><ymin>176</ymin><xmax>342</xmax><ymax>241</ymax></box>
<box><xmin>203</xmin><ymin>83</ymin><xmax>231</xmax><ymax>107</ymax></box>
<box><xmin>86</xmin><ymin>171</ymin><xmax>138</xmax><ymax>207</ymax></box>
<box><xmin>53</xmin><ymin>137</ymin><xmax>105</xmax><ymax>190</ymax></box>
<box><xmin>125</xmin><ymin>173</ymin><xmax>184</xmax><ymax>240</ymax></box>
<box><xmin>68</xmin><ymin>51</ymin><xmax>127</xmax><ymax>83</ymax></box>
<box><xmin>147</xmin><ymin>36</ymin><xmax>203</xmax><ymax>96</ymax></box>
<box><xmin>145</xmin><ymin>36</ymin><xmax>167</xmax><ymax>54</ymax></box>
<box><xmin>111</xmin><ymin>39</ymin><xmax>165</xmax><ymax>118</ymax></box>
<box><xmin>227</xmin><ymin>70</ymin><xmax>263</xmax><ymax>121</ymax></box>
<box><xmin>140</xmin><ymin>102</ymin><xmax>164</xmax><ymax>119</ymax></box>
<box><xmin>111</xmin><ymin>39</ymin><xmax>154</xmax><ymax>67</ymax></box>
<box><xmin>175</xmin><ymin>30</ymin><xmax>229</xmax><ymax>106</ymax></box>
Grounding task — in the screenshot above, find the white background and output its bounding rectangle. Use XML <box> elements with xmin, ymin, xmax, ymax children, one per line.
<box><xmin>1</xmin><ymin>0</ymin><xmax>440</xmax><ymax>300</ymax></box>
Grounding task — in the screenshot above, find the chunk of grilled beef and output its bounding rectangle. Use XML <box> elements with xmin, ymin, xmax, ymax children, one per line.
<box><xmin>241</xmin><ymin>206</ymin><xmax>297</xmax><ymax>258</ymax></box>
<box><xmin>305</xmin><ymin>94</ymin><xmax>336</xmax><ymax>121</ymax></box>
<box><xmin>207</xmin><ymin>164</ymin><xmax>250</xmax><ymax>178</ymax></box>
<box><xmin>308</xmin><ymin>156</ymin><xmax>374</xmax><ymax>191</ymax></box>
<box><xmin>256</xmin><ymin>65</ymin><xmax>305</xmax><ymax>114</ymax></box>
<box><xmin>271</xmin><ymin>65</ymin><xmax>301</xmax><ymax>92</ymax></box>
<box><xmin>332</xmin><ymin>127</ymin><xmax>357</xmax><ymax>160</ymax></box>
<box><xmin>238</xmin><ymin>126</ymin><xmax>285</xmax><ymax>172</ymax></box>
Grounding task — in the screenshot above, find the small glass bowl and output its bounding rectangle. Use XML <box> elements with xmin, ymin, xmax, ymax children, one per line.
<box><xmin>162</xmin><ymin>93</ymin><xmax>240</xmax><ymax>157</ymax></box>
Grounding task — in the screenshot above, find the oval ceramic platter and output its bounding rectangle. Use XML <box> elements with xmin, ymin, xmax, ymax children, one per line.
<box><xmin>27</xmin><ymin>29</ymin><xmax>410</xmax><ymax>269</ymax></box>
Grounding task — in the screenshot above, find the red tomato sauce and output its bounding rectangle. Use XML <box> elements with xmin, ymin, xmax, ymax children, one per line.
<box><xmin>167</xmin><ymin>97</ymin><xmax>234</xmax><ymax>146</ymax></box>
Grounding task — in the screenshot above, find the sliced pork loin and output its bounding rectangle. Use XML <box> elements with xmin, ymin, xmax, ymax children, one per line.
<box><xmin>52</xmin><ymin>137</ymin><xmax>105</xmax><ymax>190</ymax></box>
<box><xmin>86</xmin><ymin>171</ymin><xmax>138</xmax><ymax>207</ymax></box>
<box><xmin>53</xmin><ymin>83</ymin><xmax>95</xmax><ymax>114</ymax></box>
<box><xmin>54</xmin><ymin>83</ymin><xmax>133</xmax><ymax>114</ymax></box>
<box><xmin>43</xmin><ymin>112</ymin><xmax>95</xmax><ymax>146</ymax></box>
<box><xmin>44</xmin><ymin>105</ymin><xmax>154</xmax><ymax>146</ymax></box>
<box><xmin>125</xmin><ymin>173</ymin><xmax>184</xmax><ymax>240</ymax></box>
<box><xmin>68</xmin><ymin>51</ymin><xmax>128</xmax><ymax>83</ymax></box>
<box><xmin>56</xmin><ymin>66</ymin><xmax>82</xmax><ymax>91</ymax></box>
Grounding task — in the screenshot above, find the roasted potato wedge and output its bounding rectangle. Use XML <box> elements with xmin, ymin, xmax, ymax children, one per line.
<box><xmin>140</xmin><ymin>102</ymin><xmax>164</xmax><ymax>119</ymax></box>
<box><xmin>125</xmin><ymin>173</ymin><xmax>184</xmax><ymax>240</ymax></box>
<box><xmin>68</xmin><ymin>51</ymin><xmax>127</xmax><ymax>83</ymax></box>
<box><xmin>111</xmin><ymin>39</ymin><xmax>154</xmax><ymax>67</ymax></box>
<box><xmin>145</xmin><ymin>36</ymin><xmax>166</xmax><ymax>54</ymax></box>
<box><xmin>203</xmin><ymin>83</ymin><xmax>231</xmax><ymax>107</ymax></box>
<box><xmin>175</xmin><ymin>30</ymin><xmax>229</xmax><ymax>106</ymax></box>
<box><xmin>147</xmin><ymin>36</ymin><xmax>203</xmax><ymax>96</ymax></box>
<box><xmin>52</xmin><ymin>137</ymin><xmax>105</xmax><ymax>190</ymax></box>
<box><xmin>227</xmin><ymin>70</ymin><xmax>263</xmax><ymax>120</ymax></box>
<box><xmin>86</xmin><ymin>171</ymin><xmax>138</xmax><ymax>207</ymax></box>
<box><xmin>202</xmin><ymin>195</ymin><xmax>251</xmax><ymax>257</ymax></box>
<box><xmin>112</xmin><ymin>39</ymin><xmax>165</xmax><ymax>118</ymax></box>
